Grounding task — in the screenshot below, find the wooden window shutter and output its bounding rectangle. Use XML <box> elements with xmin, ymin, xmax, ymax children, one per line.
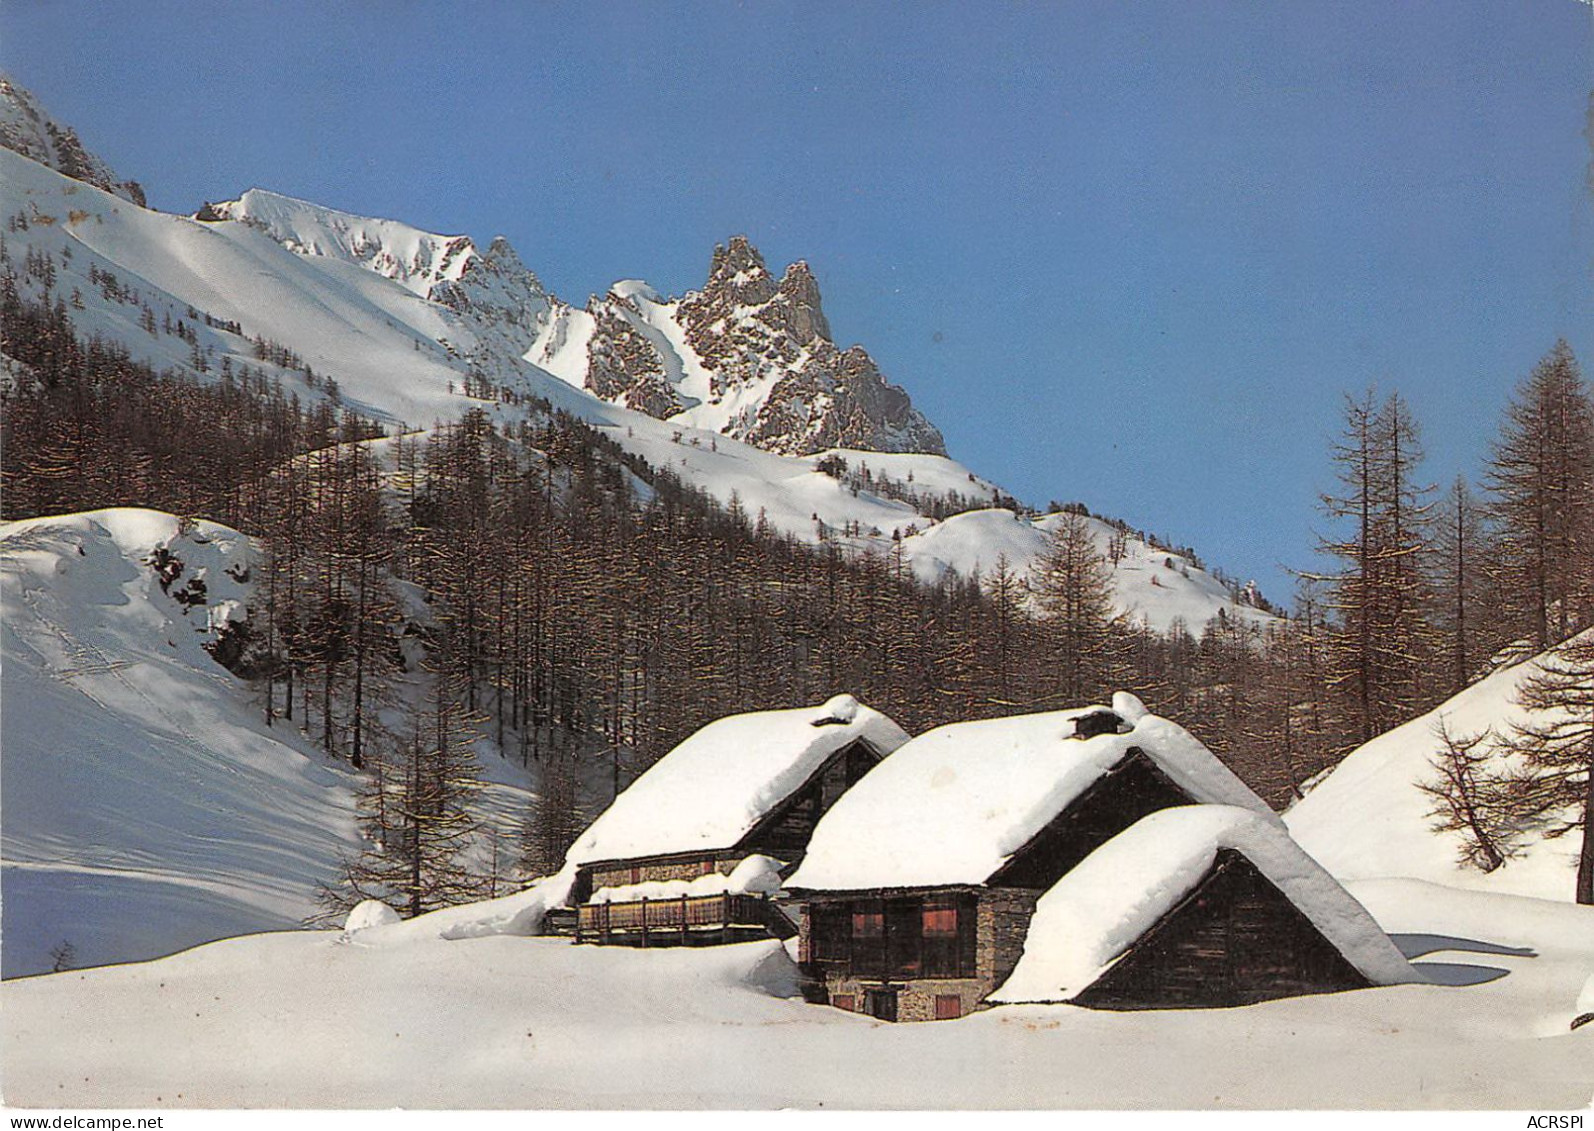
<box><xmin>922</xmin><ymin>904</ymin><xmax>958</xmax><ymax>937</ymax></box>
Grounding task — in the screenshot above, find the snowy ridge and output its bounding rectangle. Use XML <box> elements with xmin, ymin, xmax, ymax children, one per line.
<box><xmin>786</xmin><ymin>693</ymin><xmax>1274</xmax><ymax>892</ymax></box>
<box><xmin>990</xmin><ymin>805</ymin><xmax>1421</xmax><ymax>1004</ymax></box>
<box><xmin>900</xmin><ymin>507</ymin><xmax>1274</xmax><ymax>633</ymax></box>
<box><xmin>210</xmin><ymin>189</ymin><xmax>484</xmax><ymax>298</ymax></box>
<box><xmin>1284</xmin><ymin>632</ymin><xmax>1592</xmax><ymax>902</ymax></box>
<box><xmin>0</xmin><ymin>509</ymin><xmax>363</xmax><ymax>977</ymax></box>
<box><xmin>566</xmin><ymin>695</ymin><xmax>910</xmax><ymax>865</ymax></box>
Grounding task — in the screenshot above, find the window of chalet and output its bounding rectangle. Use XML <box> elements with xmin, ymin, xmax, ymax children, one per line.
<box><xmin>935</xmin><ymin>994</ymin><xmax>963</xmax><ymax>1020</ymax></box>
<box><xmin>886</xmin><ymin>901</ymin><xmax>921</xmax><ymax>977</ymax></box>
<box><xmin>851</xmin><ymin>900</ymin><xmax>887</xmax><ymax>975</ymax></box>
<box><xmin>696</xmin><ymin>858</ymin><xmax>716</xmax><ymax>877</ymax></box>
<box><xmin>831</xmin><ymin>994</ymin><xmax>856</xmax><ymax>1012</ymax></box>
<box><xmin>923</xmin><ymin>904</ymin><xmax>958</xmax><ymax>936</ymax></box>
<box><xmin>851</xmin><ymin>902</ymin><xmax>884</xmax><ymax>938</ymax></box>
<box><xmin>921</xmin><ymin>900</ymin><xmax>962</xmax><ymax>977</ymax></box>
<box><xmin>810</xmin><ymin>904</ymin><xmax>850</xmax><ymax>964</ymax></box>
<box><xmin>813</xmin><ymin>896</ymin><xmax>975</xmax><ymax>980</ymax></box>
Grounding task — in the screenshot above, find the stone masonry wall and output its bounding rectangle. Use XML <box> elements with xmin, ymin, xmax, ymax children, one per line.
<box><xmin>796</xmin><ymin>889</ymin><xmax>1041</xmax><ymax>1022</ymax></box>
<box><xmin>589</xmin><ymin>855</ymin><xmax>740</xmax><ymax>892</ymax></box>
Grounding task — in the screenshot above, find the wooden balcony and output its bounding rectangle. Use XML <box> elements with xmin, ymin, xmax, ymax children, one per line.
<box><xmin>575</xmin><ymin>892</ymin><xmax>790</xmax><ymax>946</ymax></box>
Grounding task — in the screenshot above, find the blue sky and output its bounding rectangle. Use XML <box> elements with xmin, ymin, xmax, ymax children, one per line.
<box><xmin>6</xmin><ymin>1</ymin><xmax>1592</xmax><ymax>604</ymax></box>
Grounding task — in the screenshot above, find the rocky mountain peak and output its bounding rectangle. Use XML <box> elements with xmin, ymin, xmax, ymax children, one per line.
<box><xmin>701</xmin><ymin>235</ymin><xmax>778</xmax><ymax>309</ymax></box>
<box><xmin>565</xmin><ymin>234</ymin><xmax>947</xmax><ymax>458</ymax></box>
<box><xmin>773</xmin><ymin>260</ymin><xmax>831</xmax><ymax>345</ymax></box>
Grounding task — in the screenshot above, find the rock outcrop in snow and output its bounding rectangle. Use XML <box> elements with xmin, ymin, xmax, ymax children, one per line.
<box><xmin>0</xmin><ymin>509</ymin><xmax>363</xmax><ymax>977</ymax></box>
<box><xmin>205</xmin><ymin>188</ymin><xmax>556</xmax><ymax>390</ymax></box>
<box><xmin>0</xmin><ymin>73</ymin><xmax>145</xmax><ymax>206</ymax></box>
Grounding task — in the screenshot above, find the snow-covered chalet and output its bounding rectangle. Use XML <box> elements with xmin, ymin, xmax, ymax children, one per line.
<box><xmin>783</xmin><ymin>693</ymin><xmax>1419</xmax><ymax>1021</ymax></box>
<box><xmin>565</xmin><ymin>694</ymin><xmax>909</xmax><ymax>947</ymax></box>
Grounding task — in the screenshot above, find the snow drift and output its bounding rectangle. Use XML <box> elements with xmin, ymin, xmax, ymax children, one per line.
<box><xmin>1285</xmin><ymin>634</ymin><xmax>1591</xmax><ymax>902</ymax></box>
<box><xmin>0</xmin><ymin>508</ymin><xmax>362</xmax><ymax>977</ymax></box>
<box><xmin>566</xmin><ymin>694</ymin><xmax>910</xmax><ymax>865</ymax></box>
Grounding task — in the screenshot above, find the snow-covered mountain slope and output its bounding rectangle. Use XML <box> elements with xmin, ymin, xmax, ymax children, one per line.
<box><xmin>1285</xmin><ymin>634</ymin><xmax>1591</xmax><ymax>902</ymax></box>
<box><xmin>0</xmin><ymin>73</ymin><xmax>144</xmax><ymax>206</ymax></box>
<box><xmin>901</xmin><ymin>508</ymin><xmax>1273</xmax><ymax>631</ymax></box>
<box><xmin>0</xmin><ymin>77</ymin><xmax>1272</xmax><ymax>630</ymax></box>
<box><xmin>204</xmin><ymin>189</ymin><xmax>942</xmax><ymax>457</ymax></box>
<box><xmin>5</xmin><ymin>880</ymin><xmax>1591</xmax><ymax>1107</ymax></box>
<box><xmin>205</xmin><ymin>187</ymin><xmax>555</xmax><ymax>390</ymax></box>
<box><xmin>0</xmin><ymin>509</ymin><xmax>363</xmax><ymax>978</ymax></box>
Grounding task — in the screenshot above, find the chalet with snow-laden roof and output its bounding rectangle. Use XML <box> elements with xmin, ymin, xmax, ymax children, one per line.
<box><xmin>783</xmin><ymin>692</ymin><xmax>1420</xmax><ymax>1020</ymax></box>
<box><xmin>564</xmin><ymin>694</ymin><xmax>909</xmax><ymax>947</ymax></box>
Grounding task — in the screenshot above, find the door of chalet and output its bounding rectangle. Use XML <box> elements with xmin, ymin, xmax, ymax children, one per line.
<box><xmin>864</xmin><ymin>988</ymin><xmax>898</xmax><ymax>1022</ymax></box>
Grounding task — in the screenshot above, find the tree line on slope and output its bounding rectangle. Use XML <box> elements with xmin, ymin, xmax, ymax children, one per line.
<box><xmin>1307</xmin><ymin>343</ymin><xmax>1594</xmax><ymax>902</ymax></box>
<box><xmin>2</xmin><ymin>269</ymin><xmax>1590</xmax><ymax>905</ymax></box>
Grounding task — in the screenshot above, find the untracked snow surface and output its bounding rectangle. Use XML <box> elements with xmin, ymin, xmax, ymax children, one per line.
<box><xmin>1285</xmin><ymin>636</ymin><xmax>1590</xmax><ymax>902</ymax></box>
<box><xmin>3</xmin><ymin>879</ymin><xmax>1590</xmax><ymax>1109</ymax></box>
<box><xmin>566</xmin><ymin>695</ymin><xmax>909</xmax><ymax>864</ymax></box>
<box><xmin>0</xmin><ymin>509</ymin><xmax>363</xmax><ymax>978</ymax></box>
<box><xmin>991</xmin><ymin>805</ymin><xmax>1419</xmax><ymax>1004</ymax></box>
<box><xmin>787</xmin><ymin>697</ymin><xmax>1272</xmax><ymax>891</ymax></box>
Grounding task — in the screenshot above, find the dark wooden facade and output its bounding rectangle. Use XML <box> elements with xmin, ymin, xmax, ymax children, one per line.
<box><xmin>797</xmin><ymin>888</ymin><xmax>1036</xmax><ymax>1022</ymax></box>
<box><xmin>571</xmin><ymin>737</ymin><xmax>882</xmax><ymax>945</ymax></box>
<box><xmin>1073</xmin><ymin>850</ymin><xmax>1373</xmax><ymax>1009</ymax></box>
<box><xmin>739</xmin><ymin>739</ymin><xmax>880</xmax><ymax>858</ymax></box>
<box><xmin>989</xmin><ymin>748</ymin><xmax>1193</xmax><ymax>888</ymax></box>
<box><xmin>791</xmin><ymin>744</ymin><xmax>1195</xmax><ymax>1019</ymax></box>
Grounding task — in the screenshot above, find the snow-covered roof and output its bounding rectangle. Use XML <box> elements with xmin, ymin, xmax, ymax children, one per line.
<box><xmin>990</xmin><ymin>805</ymin><xmax>1422</xmax><ymax>1003</ymax></box>
<box><xmin>785</xmin><ymin>692</ymin><xmax>1271</xmax><ymax>891</ymax></box>
<box><xmin>566</xmin><ymin>695</ymin><xmax>909</xmax><ymax>866</ymax></box>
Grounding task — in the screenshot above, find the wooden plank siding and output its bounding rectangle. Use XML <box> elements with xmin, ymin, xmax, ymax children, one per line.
<box><xmin>988</xmin><ymin>748</ymin><xmax>1195</xmax><ymax>890</ymax></box>
<box><xmin>739</xmin><ymin>740</ymin><xmax>881</xmax><ymax>858</ymax></box>
<box><xmin>576</xmin><ymin>893</ymin><xmax>791</xmax><ymax>946</ymax></box>
<box><xmin>1073</xmin><ymin>849</ymin><xmax>1373</xmax><ymax>1009</ymax></box>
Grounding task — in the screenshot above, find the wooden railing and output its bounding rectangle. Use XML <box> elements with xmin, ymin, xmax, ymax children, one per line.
<box><xmin>576</xmin><ymin>893</ymin><xmax>773</xmax><ymax>945</ymax></box>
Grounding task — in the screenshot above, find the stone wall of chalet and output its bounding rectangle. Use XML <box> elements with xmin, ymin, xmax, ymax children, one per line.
<box><xmin>588</xmin><ymin>854</ymin><xmax>741</xmax><ymax>892</ymax></box>
<box><xmin>978</xmin><ymin>888</ymin><xmax>1039</xmax><ymax>989</ymax></box>
<box><xmin>795</xmin><ymin>887</ymin><xmax>1040</xmax><ymax>1022</ymax></box>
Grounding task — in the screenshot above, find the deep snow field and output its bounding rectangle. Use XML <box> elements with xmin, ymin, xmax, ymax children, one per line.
<box><xmin>0</xmin><ymin>509</ymin><xmax>365</xmax><ymax>979</ymax></box>
<box><xmin>0</xmin><ymin>508</ymin><xmax>540</xmax><ymax>980</ymax></box>
<box><xmin>2</xmin><ymin>505</ymin><xmax>1590</xmax><ymax>1111</ymax></box>
<box><xmin>3</xmin><ymin>875</ymin><xmax>1591</xmax><ymax>1110</ymax></box>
